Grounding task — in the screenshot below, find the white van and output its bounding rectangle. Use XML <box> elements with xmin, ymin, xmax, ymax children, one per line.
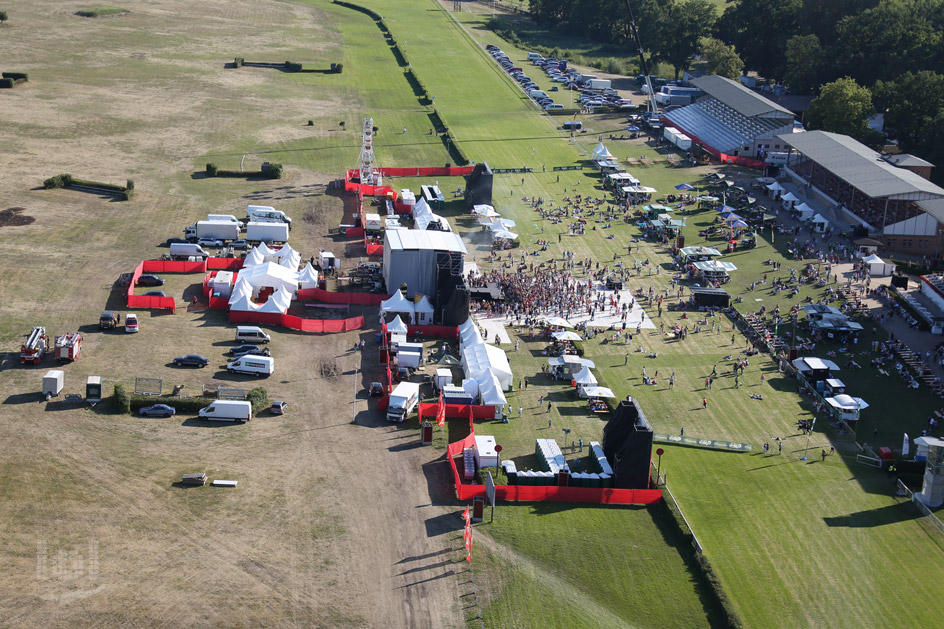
<box><xmin>169</xmin><ymin>242</ymin><xmax>209</xmax><ymax>259</ymax></box>
<box><xmin>528</xmin><ymin>52</ymin><xmax>543</xmax><ymax>62</ymax></box>
<box><xmin>227</xmin><ymin>355</ymin><xmax>274</xmax><ymax>377</ymax></box>
<box><xmin>235</xmin><ymin>326</ymin><xmax>271</xmax><ymax>344</ymax></box>
<box><xmin>247</xmin><ymin>205</ymin><xmax>293</xmax><ymax>230</ymax></box>
<box><xmin>529</xmin><ymin>89</ymin><xmax>548</xmax><ymax>100</ymax></box>
<box><xmin>198</xmin><ymin>400</ymin><xmax>253</xmax><ymax>423</ymax></box>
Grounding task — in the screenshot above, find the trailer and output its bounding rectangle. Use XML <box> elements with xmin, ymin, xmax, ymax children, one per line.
<box><xmin>86</xmin><ymin>376</ymin><xmax>103</xmax><ymax>403</ymax></box>
<box><xmin>246</xmin><ymin>221</ymin><xmax>289</xmax><ymax>243</ymax></box>
<box><xmin>663</xmin><ymin>126</ymin><xmax>692</xmax><ymax>151</ymax></box>
<box><xmin>55</xmin><ymin>332</ymin><xmax>82</xmax><ymax>362</ymax></box>
<box><xmin>43</xmin><ymin>370</ymin><xmax>64</xmax><ymax>400</ymax></box>
<box><xmin>196</xmin><ymin>220</ymin><xmax>240</xmax><ymax>241</ymax></box>
<box><xmin>587</xmin><ymin>78</ymin><xmax>611</xmax><ymax>90</ymax></box>
<box><xmin>20</xmin><ymin>326</ymin><xmax>48</xmax><ymax>364</ymax></box>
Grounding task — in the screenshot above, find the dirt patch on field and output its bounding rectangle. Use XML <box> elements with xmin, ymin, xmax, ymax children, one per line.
<box><xmin>0</xmin><ymin>208</ymin><xmax>34</xmax><ymax>227</ymax></box>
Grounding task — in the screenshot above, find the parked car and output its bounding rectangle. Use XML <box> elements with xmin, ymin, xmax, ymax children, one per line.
<box><xmin>545</xmin><ymin>103</ymin><xmax>564</xmax><ymax>110</ymax></box>
<box><xmin>552</xmin><ymin>76</ymin><xmax>568</xmax><ymax>83</ymax></box>
<box><xmin>139</xmin><ymin>404</ymin><xmax>176</xmax><ymax>418</ymax></box>
<box><xmin>230</xmin><ymin>239</ymin><xmax>250</xmax><ymax>250</ymax></box>
<box><xmin>165</xmin><ymin>237</ymin><xmax>188</xmax><ymax>246</ymax></box>
<box><xmin>270</xmin><ymin>400</ymin><xmax>287</xmax><ymax>415</ymax></box>
<box><xmin>173</xmin><ymin>354</ymin><xmax>209</xmax><ymax>367</ymax></box>
<box><xmin>229</xmin><ymin>344</ymin><xmax>271</xmax><ymax>358</ymax></box>
<box><xmin>137</xmin><ymin>274</ymin><xmax>165</xmax><ymax>286</ymax></box>
<box><xmin>99</xmin><ymin>311</ymin><xmax>121</xmax><ymax>330</ymax></box>
<box><xmin>142</xmin><ymin>290</ymin><xmax>166</xmax><ymax>297</ymax></box>
<box><xmin>197</xmin><ymin>237</ymin><xmax>224</xmax><ymax>248</ymax></box>
<box><xmin>125</xmin><ymin>313</ymin><xmax>139</xmax><ymax>333</ymax></box>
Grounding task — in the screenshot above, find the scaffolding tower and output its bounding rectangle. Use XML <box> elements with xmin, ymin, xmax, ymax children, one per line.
<box><xmin>358</xmin><ymin>117</ymin><xmax>381</xmax><ymax>186</ymax></box>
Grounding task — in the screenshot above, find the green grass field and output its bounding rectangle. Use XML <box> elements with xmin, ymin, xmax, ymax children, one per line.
<box><xmin>338</xmin><ymin>1</ymin><xmax>944</xmax><ymax>626</ymax></box>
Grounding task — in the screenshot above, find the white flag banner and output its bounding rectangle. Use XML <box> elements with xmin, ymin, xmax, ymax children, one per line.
<box><xmin>902</xmin><ymin>433</ymin><xmax>910</xmax><ymax>457</ymax></box>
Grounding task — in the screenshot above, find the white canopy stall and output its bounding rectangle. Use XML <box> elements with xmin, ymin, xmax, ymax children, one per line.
<box><xmin>386</xmin><ymin>315</ymin><xmax>409</xmax><ymax>334</ymax></box>
<box><xmin>381</xmin><ymin>291</ymin><xmax>415</xmax><ymax>323</ymax></box>
<box><xmin>298</xmin><ymin>263</ymin><xmax>320</xmax><ymax>289</ymax></box>
<box><xmin>863</xmin><ymin>254</ymin><xmax>896</xmax><ymax>277</ymax></box>
<box><xmin>825</xmin><ymin>394</ymin><xmax>869</xmax><ymax>421</ymax></box>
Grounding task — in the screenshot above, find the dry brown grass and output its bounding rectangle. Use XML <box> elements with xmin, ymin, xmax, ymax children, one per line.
<box><xmin>0</xmin><ymin>1</ymin><xmax>463</xmax><ymax>626</ymax></box>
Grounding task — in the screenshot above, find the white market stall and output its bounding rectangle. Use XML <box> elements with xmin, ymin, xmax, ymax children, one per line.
<box><xmin>414</xmin><ymin>295</ymin><xmax>434</xmax><ymax>325</ymax></box>
<box><xmin>381</xmin><ymin>291</ymin><xmax>415</xmax><ymax>323</ymax></box>
<box><xmin>863</xmin><ymin>254</ymin><xmax>896</xmax><ymax>277</ymax></box>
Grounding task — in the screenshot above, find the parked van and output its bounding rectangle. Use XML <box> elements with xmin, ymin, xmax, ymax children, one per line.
<box><xmin>226</xmin><ymin>355</ymin><xmax>274</xmax><ymax>377</ymax></box>
<box><xmin>235</xmin><ymin>325</ymin><xmax>271</xmax><ymax>344</ymax></box>
<box><xmin>527</xmin><ymin>52</ymin><xmax>543</xmax><ymax>61</ymax></box>
<box><xmin>198</xmin><ymin>400</ymin><xmax>253</xmax><ymax>423</ymax></box>
<box><xmin>247</xmin><ymin>205</ymin><xmax>292</xmax><ymax>230</ymax></box>
<box><xmin>529</xmin><ymin>89</ymin><xmax>548</xmax><ymax>100</ymax></box>
<box><xmin>169</xmin><ymin>242</ymin><xmax>209</xmax><ymax>260</ymax></box>
<box><xmin>562</xmin><ymin>121</ymin><xmax>583</xmax><ymax>131</ymax></box>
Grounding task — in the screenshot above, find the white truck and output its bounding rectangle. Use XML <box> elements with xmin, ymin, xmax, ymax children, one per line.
<box><xmin>185</xmin><ymin>220</ymin><xmax>240</xmax><ymax>241</ymax></box>
<box><xmin>587</xmin><ymin>78</ymin><xmax>611</xmax><ymax>90</ymax></box>
<box><xmin>247</xmin><ymin>205</ymin><xmax>292</xmax><ymax>230</ymax></box>
<box><xmin>386</xmin><ymin>381</ymin><xmax>420</xmax><ymax>423</ymax></box>
<box><xmin>246</xmin><ymin>221</ymin><xmax>289</xmax><ymax>243</ymax></box>
<box><xmin>207</xmin><ymin>214</ymin><xmax>243</xmax><ymax>225</ymax></box>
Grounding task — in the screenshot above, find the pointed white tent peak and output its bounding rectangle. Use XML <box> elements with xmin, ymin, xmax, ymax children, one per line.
<box><xmin>277</xmin><ymin>243</ymin><xmax>301</xmax><ymax>270</ymax></box>
<box><xmin>257</xmin><ymin>286</ymin><xmax>293</xmax><ymax>314</ymax></box>
<box><xmin>245</xmin><ymin>246</ymin><xmax>266</xmax><ymax>267</ymax></box>
<box><xmin>573</xmin><ymin>366</ymin><xmax>598</xmax><ymax>386</ymax></box>
<box><xmin>794</xmin><ymin>202</ymin><xmax>813</xmax><ymax>214</ymax></box>
<box><xmin>414</xmin><ymin>295</ymin><xmax>434</xmax><ymax>313</ymax></box>
<box><xmin>228</xmin><ymin>293</ymin><xmax>257</xmax><ymax>312</ymax></box>
<box><xmin>766</xmin><ymin>181</ymin><xmax>785</xmax><ymax>192</ymax></box>
<box><xmin>780</xmin><ymin>191</ymin><xmax>799</xmax><ymax>202</ymax></box>
<box><xmin>298</xmin><ymin>263</ymin><xmax>320</xmax><ymax>289</ymax></box>
<box><xmin>381</xmin><ymin>291</ymin><xmax>415</xmax><ymax>316</ymax></box>
<box><xmin>593</xmin><ymin>143</ymin><xmax>614</xmax><ymax>159</ymax></box>
<box><xmin>387</xmin><ymin>315</ymin><xmax>409</xmax><ymax>334</ymax></box>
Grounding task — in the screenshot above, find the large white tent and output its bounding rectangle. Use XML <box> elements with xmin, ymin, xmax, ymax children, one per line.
<box><xmin>863</xmin><ymin>253</ymin><xmax>896</xmax><ymax>277</ymax></box>
<box><xmin>472</xmin><ymin>204</ymin><xmax>498</xmax><ymax>217</ymax></box>
<box><xmin>381</xmin><ymin>291</ymin><xmax>415</xmax><ymax>322</ymax></box>
<box><xmin>461</xmin><ymin>341</ymin><xmax>513</xmax><ymax>390</ymax></box>
<box><xmin>237</xmin><ymin>262</ymin><xmax>299</xmax><ymax>295</ymax></box>
<box><xmin>256</xmin><ymin>286</ymin><xmax>293</xmax><ymax>313</ymax></box>
<box><xmin>458</xmin><ymin>318</ymin><xmax>483</xmax><ymax>350</ymax></box>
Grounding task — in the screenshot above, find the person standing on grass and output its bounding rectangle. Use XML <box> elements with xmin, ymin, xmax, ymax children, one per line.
<box><xmin>547</xmin><ymin>401</ymin><xmax>552</xmax><ymax>414</ymax></box>
<box><xmin>702</xmin><ymin>397</ymin><xmax>708</xmax><ymax>409</ymax></box>
<box><xmin>760</xmin><ymin>373</ymin><xmax>765</xmax><ymax>385</ymax></box>
<box><xmin>778</xmin><ymin>441</ymin><xmax>783</xmax><ymax>455</ymax></box>
<box><xmin>625</xmin><ymin>352</ymin><xmax>629</xmax><ymax>366</ymax></box>
<box><xmin>735</xmin><ymin>374</ymin><xmax>740</xmax><ymax>388</ymax></box>
<box><xmin>548</xmin><ymin>417</ymin><xmax>552</xmax><ymax>429</ymax></box>
<box><xmin>764</xmin><ymin>442</ymin><xmax>769</xmax><ymax>454</ymax></box>
<box><xmin>518</xmin><ymin>407</ymin><xmax>523</xmax><ymax>418</ymax></box>
<box><xmin>821</xmin><ymin>449</ymin><xmax>827</xmax><ymax>462</ymax></box>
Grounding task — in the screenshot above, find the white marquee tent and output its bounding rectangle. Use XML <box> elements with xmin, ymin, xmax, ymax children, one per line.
<box><xmin>593</xmin><ymin>143</ymin><xmax>614</xmax><ymax>160</ymax></box>
<box><xmin>386</xmin><ymin>315</ymin><xmax>409</xmax><ymax>334</ymax></box>
<box><xmin>414</xmin><ymin>295</ymin><xmax>434</xmax><ymax>324</ymax></box>
<box><xmin>863</xmin><ymin>254</ymin><xmax>896</xmax><ymax>277</ymax></box>
<box><xmin>381</xmin><ymin>291</ymin><xmax>415</xmax><ymax>322</ymax></box>
<box><xmin>298</xmin><ymin>263</ymin><xmax>320</xmax><ymax>289</ymax></box>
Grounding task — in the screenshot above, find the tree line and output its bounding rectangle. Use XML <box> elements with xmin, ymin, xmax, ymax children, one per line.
<box><xmin>528</xmin><ymin>0</ymin><xmax>944</xmax><ymax>176</ymax></box>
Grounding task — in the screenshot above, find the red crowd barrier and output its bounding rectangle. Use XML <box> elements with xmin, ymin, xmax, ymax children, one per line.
<box><xmin>296</xmin><ymin>288</ymin><xmax>384</xmax><ymax>306</ymax></box>
<box><xmin>126</xmin><ymin>261</ymin><xmax>176</xmax><ymax>311</ymax></box>
<box><xmin>346</xmin><ymin>226</ymin><xmax>365</xmax><ymax>238</ymax></box>
<box><xmin>228</xmin><ymin>310</ymin><xmax>365</xmax><ymax>332</ymax></box>
<box><xmin>418</xmin><ymin>403</ymin><xmax>495</xmax><ymax>421</ymax></box>
<box><xmin>207</xmin><ymin>258</ymin><xmax>244</xmax><ymax>271</ymax></box>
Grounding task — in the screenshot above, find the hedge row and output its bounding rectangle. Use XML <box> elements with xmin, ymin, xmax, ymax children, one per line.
<box><xmin>205</xmin><ymin>162</ymin><xmax>283</xmax><ymax>179</ymax></box>
<box><xmin>233</xmin><ymin>57</ymin><xmax>244</xmax><ymax>68</ymax></box>
<box><xmin>334</xmin><ymin>0</ymin><xmax>470</xmax><ymax>166</ymax></box>
<box><xmin>2</xmin><ymin>72</ymin><xmax>28</xmax><ymax>81</ymax></box>
<box><xmin>114</xmin><ymin>383</ymin><xmax>270</xmax><ymax>415</ymax></box>
<box><xmin>0</xmin><ymin>79</ymin><xmax>12</xmax><ymax>89</ymax></box>
<box><xmin>43</xmin><ymin>173</ymin><xmax>134</xmax><ymax>199</ymax></box>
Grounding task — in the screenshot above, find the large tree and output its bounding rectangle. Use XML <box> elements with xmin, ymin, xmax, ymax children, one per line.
<box><xmin>651</xmin><ymin>0</ymin><xmax>716</xmax><ymax>80</ymax></box>
<box><xmin>698</xmin><ymin>37</ymin><xmax>743</xmax><ymax>79</ymax></box>
<box><xmin>806</xmin><ymin>77</ymin><xmax>875</xmax><ymax>142</ymax></box>
<box><xmin>716</xmin><ymin>0</ymin><xmax>802</xmax><ymax>80</ymax></box>
<box><xmin>874</xmin><ymin>71</ymin><xmax>944</xmax><ymax>152</ymax></box>
<box><xmin>784</xmin><ymin>34</ymin><xmax>826</xmax><ymax>93</ymax></box>
<box><xmin>834</xmin><ymin>0</ymin><xmax>944</xmax><ymax>85</ymax></box>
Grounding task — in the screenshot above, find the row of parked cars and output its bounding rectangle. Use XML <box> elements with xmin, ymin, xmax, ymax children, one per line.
<box><xmin>486</xmin><ymin>45</ymin><xmax>564</xmax><ymax>110</ymax></box>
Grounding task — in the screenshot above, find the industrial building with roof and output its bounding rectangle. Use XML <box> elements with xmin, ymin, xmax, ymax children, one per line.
<box><xmin>778</xmin><ymin>130</ymin><xmax>944</xmax><ymax>255</ymax></box>
<box><xmin>661</xmin><ymin>75</ymin><xmax>797</xmax><ymax>167</ymax></box>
